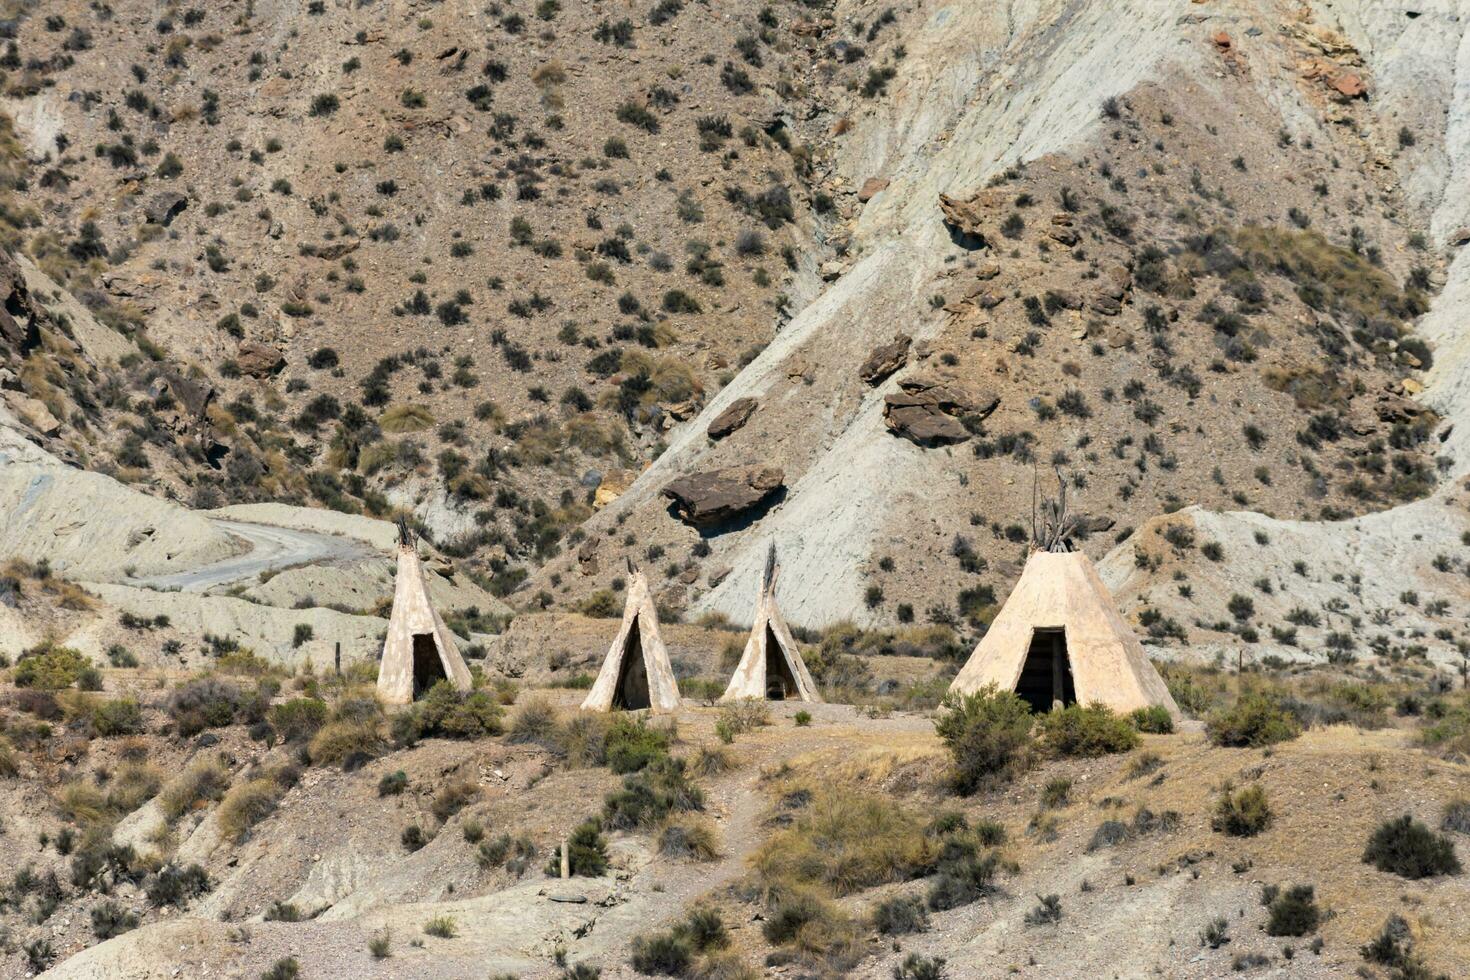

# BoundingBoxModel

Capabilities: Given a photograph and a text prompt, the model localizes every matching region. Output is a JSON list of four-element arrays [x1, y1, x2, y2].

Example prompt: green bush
[[392, 681, 503, 744], [603, 756, 703, 830], [873, 895, 929, 935], [559, 819, 609, 876], [1265, 884, 1320, 936], [270, 698, 328, 742], [629, 930, 692, 975], [166, 677, 266, 736], [1129, 705, 1175, 734], [934, 685, 1034, 794], [378, 770, 408, 796], [1362, 815, 1462, 879], [1206, 690, 1301, 747], [1037, 703, 1139, 757], [1212, 785, 1273, 837], [13, 645, 90, 689], [90, 698, 145, 737], [604, 716, 671, 773], [145, 863, 210, 907]]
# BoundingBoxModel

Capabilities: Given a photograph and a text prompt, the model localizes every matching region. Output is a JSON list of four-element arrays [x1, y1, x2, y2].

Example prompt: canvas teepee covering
[[377, 520, 473, 705], [948, 550, 1180, 718], [720, 545, 821, 703], [581, 565, 681, 713]]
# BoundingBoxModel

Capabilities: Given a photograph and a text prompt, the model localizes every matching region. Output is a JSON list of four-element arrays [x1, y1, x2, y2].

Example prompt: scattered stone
[[593, 470, 634, 509], [820, 260, 848, 281], [708, 565, 732, 587], [1330, 72, 1367, 100], [857, 177, 889, 202], [662, 466, 785, 528], [883, 373, 997, 446], [143, 191, 188, 227], [707, 397, 758, 439], [5, 392, 61, 436], [859, 334, 912, 385], [975, 261, 1001, 280], [235, 341, 285, 378]]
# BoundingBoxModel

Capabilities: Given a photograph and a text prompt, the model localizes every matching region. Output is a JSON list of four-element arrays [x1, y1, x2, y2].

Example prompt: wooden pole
[[334, 642, 341, 676], [560, 838, 570, 879]]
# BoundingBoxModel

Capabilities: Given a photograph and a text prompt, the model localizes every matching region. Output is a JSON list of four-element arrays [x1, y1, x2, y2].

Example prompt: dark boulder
[[707, 397, 758, 440], [859, 334, 912, 385], [663, 466, 784, 528]]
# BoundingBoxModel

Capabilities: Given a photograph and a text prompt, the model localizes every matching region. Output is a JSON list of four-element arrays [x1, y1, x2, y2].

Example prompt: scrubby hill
[[3, 0, 1464, 669]]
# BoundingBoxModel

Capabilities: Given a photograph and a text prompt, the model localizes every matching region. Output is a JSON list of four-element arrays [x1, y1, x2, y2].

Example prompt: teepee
[[720, 544, 821, 703], [581, 563, 682, 713], [377, 519, 473, 705], [949, 473, 1179, 718]]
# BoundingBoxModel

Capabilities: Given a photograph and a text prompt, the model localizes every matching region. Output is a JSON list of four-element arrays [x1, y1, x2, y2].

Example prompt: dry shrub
[[107, 763, 162, 814], [752, 786, 934, 897], [309, 718, 386, 767], [159, 756, 231, 821], [657, 815, 721, 861], [217, 778, 282, 842]]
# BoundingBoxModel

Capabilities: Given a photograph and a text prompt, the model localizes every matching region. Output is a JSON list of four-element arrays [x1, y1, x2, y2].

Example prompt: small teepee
[[377, 519, 473, 705], [581, 563, 682, 713], [720, 544, 821, 703], [948, 473, 1179, 718]]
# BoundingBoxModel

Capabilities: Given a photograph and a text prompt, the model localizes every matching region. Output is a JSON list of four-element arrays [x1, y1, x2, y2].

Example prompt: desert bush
[[146, 863, 211, 907], [1442, 797, 1470, 835], [1037, 703, 1139, 756], [159, 756, 231, 820], [934, 685, 1034, 793], [270, 697, 328, 742], [1265, 884, 1320, 936], [167, 677, 265, 735], [424, 914, 456, 938], [752, 788, 934, 896], [431, 780, 479, 822], [378, 770, 408, 796], [90, 899, 139, 939], [556, 713, 610, 767], [927, 837, 1001, 911], [630, 930, 692, 975], [555, 818, 608, 877], [603, 715, 672, 773], [392, 681, 503, 744], [1206, 690, 1302, 747], [657, 814, 719, 861], [873, 895, 929, 935], [1362, 815, 1462, 878], [508, 696, 558, 744], [217, 778, 282, 842], [14, 645, 90, 689], [309, 717, 387, 767], [107, 762, 162, 813], [401, 824, 430, 852], [1129, 705, 1174, 734], [603, 756, 703, 829], [1212, 784, 1273, 837], [90, 697, 145, 737]]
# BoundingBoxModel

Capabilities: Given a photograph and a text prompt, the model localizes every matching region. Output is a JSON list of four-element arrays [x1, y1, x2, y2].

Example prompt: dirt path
[[128, 519, 374, 593]]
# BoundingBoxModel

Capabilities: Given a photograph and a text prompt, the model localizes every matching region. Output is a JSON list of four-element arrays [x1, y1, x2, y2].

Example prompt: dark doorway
[[763, 625, 799, 700], [411, 633, 446, 699], [612, 616, 651, 710], [1015, 628, 1075, 713]]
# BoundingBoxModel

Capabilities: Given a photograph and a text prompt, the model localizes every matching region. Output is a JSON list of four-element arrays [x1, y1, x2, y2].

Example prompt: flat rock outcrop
[[858, 334, 911, 385], [706, 397, 758, 439], [883, 374, 998, 446], [662, 466, 784, 528]]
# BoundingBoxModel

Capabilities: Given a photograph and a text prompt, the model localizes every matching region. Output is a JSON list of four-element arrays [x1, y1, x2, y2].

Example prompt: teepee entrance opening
[[1016, 628, 1075, 714], [612, 617, 651, 710], [763, 625, 799, 700], [411, 633, 447, 699]]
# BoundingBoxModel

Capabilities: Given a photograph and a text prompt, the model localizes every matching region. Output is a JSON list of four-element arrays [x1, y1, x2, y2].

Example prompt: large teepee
[[377, 520, 474, 705], [581, 563, 682, 713], [720, 544, 821, 703], [949, 473, 1179, 718]]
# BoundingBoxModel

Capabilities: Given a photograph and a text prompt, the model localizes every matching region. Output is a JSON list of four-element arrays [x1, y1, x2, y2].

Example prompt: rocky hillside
[[1, 1, 1468, 660]]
